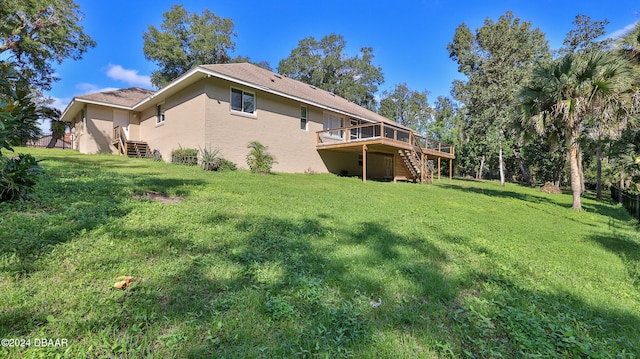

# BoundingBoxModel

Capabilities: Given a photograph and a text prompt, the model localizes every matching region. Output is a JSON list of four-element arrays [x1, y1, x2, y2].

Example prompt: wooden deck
[[316, 122, 455, 183]]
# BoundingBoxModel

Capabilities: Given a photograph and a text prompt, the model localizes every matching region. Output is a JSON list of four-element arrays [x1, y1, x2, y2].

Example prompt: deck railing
[[316, 122, 413, 147], [316, 121, 454, 157]]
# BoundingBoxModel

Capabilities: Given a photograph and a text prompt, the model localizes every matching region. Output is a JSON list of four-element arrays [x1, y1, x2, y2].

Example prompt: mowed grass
[[1, 148, 639, 358]]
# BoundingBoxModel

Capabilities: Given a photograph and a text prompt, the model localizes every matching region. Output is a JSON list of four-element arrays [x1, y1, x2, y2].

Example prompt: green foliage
[[246, 140, 276, 174], [616, 21, 640, 63], [170, 147, 198, 166], [0, 153, 41, 201], [0, 62, 41, 153], [429, 96, 461, 146], [199, 146, 236, 171], [143, 5, 237, 88], [277, 33, 384, 110], [216, 158, 237, 172], [560, 15, 611, 56], [378, 83, 431, 134], [199, 146, 220, 164], [1, 148, 639, 358], [0, 0, 95, 91], [519, 51, 633, 209], [447, 11, 550, 184]]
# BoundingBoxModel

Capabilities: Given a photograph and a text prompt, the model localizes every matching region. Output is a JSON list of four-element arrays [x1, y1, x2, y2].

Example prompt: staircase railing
[[113, 125, 127, 156], [409, 132, 430, 183]]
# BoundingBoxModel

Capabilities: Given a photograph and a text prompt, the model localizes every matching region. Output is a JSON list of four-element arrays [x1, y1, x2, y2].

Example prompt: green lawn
[[1, 148, 639, 358]]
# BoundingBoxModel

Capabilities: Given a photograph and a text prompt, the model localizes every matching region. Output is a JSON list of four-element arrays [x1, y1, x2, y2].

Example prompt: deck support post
[[362, 145, 368, 183], [393, 153, 397, 183], [449, 159, 453, 180], [438, 157, 441, 181]]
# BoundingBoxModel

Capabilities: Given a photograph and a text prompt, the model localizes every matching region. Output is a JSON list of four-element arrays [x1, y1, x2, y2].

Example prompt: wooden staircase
[[125, 141, 151, 158], [393, 133, 434, 184], [112, 126, 151, 158]]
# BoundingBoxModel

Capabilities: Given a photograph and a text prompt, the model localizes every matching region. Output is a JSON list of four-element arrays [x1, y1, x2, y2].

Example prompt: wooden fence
[[610, 186, 640, 222]]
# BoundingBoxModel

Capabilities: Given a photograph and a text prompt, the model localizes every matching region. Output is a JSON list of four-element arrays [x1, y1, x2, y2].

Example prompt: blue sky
[[47, 0, 639, 112]]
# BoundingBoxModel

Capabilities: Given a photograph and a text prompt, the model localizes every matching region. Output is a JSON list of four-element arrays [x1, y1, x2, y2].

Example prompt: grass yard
[[1, 148, 639, 358]]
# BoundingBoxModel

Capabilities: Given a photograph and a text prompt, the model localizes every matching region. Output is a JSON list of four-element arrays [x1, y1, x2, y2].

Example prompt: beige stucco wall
[[70, 104, 118, 154], [85, 105, 118, 154], [67, 76, 387, 177], [138, 82, 207, 161], [201, 77, 359, 173], [70, 110, 84, 151], [128, 112, 141, 141]]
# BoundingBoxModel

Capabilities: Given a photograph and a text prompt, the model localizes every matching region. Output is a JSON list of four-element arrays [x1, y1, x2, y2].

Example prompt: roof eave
[[60, 98, 134, 122], [192, 66, 379, 125]]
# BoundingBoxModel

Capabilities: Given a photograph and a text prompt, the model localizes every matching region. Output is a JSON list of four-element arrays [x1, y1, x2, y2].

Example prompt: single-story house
[[60, 62, 454, 182]]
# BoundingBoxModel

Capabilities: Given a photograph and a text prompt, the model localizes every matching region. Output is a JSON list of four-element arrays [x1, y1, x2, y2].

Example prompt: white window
[[231, 88, 255, 114], [156, 103, 165, 125], [300, 106, 308, 130], [323, 113, 344, 139]]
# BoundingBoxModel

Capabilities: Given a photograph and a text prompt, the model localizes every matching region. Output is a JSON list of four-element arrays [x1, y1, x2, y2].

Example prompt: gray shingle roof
[[76, 87, 154, 107]]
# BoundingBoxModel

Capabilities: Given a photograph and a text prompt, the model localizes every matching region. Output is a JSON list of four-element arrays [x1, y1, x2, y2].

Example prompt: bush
[[216, 158, 237, 171], [199, 146, 236, 171], [246, 141, 277, 174], [171, 147, 198, 165], [0, 153, 42, 201]]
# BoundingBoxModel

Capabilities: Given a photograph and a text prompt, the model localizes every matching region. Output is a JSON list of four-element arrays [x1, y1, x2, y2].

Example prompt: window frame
[[230, 87, 256, 115], [323, 112, 344, 139], [300, 106, 308, 131], [156, 103, 165, 125]]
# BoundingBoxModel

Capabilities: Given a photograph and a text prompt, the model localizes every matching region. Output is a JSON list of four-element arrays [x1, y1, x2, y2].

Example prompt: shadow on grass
[[448, 269, 640, 357], [439, 181, 632, 222], [78, 214, 453, 357], [71, 213, 640, 357], [2, 157, 638, 356], [0, 165, 206, 341], [0, 174, 130, 276], [591, 232, 640, 290]]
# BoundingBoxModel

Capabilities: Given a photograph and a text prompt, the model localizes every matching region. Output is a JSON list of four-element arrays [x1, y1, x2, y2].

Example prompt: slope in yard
[[1, 148, 639, 358]]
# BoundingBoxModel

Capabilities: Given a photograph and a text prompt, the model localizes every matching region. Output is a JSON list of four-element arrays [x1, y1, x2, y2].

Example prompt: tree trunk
[[569, 141, 582, 210], [513, 147, 532, 186], [499, 145, 505, 186], [576, 146, 585, 195], [477, 155, 486, 180], [46, 130, 61, 148], [595, 144, 602, 200]]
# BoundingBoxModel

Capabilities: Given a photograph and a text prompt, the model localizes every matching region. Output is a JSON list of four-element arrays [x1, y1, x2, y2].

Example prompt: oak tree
[[143, 5, 237, 88], [447, 11, 549, 185], [379, 83, 431, 134], [0, 0, 95, 91], [278, 34, 384, 110]]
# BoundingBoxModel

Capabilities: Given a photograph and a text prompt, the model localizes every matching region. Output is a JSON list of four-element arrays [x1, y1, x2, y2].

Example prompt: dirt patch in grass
[[134, 190, 183, 204]]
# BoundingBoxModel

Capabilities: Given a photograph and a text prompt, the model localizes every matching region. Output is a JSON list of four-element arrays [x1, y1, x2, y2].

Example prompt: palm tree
[[39, 107, 64, 148], [520, 51, 631, 210], [246, 141, 277, 174], [616, 22, 640, 62]]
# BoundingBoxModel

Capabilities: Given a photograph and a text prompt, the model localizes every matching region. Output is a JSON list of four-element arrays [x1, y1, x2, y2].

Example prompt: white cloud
[[106, 63, 152, 88], [607, 21, 639, 40], [76, 82, 119, 94], [50, 96, 72, 112]]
